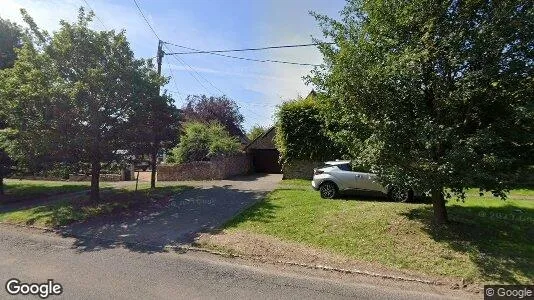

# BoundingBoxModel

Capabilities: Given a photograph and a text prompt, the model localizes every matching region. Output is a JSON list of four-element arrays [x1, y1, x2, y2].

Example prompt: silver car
[[311, 160, 414, 202]]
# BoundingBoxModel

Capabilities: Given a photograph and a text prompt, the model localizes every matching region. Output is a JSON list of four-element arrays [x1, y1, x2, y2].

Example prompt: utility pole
[[150, 40, 164, 189], [156, 40, 163, 77]]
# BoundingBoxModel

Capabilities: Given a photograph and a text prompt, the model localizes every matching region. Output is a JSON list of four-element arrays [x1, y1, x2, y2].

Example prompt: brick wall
[[158, 154, 252, 181], [282, 159, 323, 180]]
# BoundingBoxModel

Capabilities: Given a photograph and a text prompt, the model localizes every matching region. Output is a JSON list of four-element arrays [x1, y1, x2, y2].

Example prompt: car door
[[354, 172, 386, 193], [329, 164, 358, 190]]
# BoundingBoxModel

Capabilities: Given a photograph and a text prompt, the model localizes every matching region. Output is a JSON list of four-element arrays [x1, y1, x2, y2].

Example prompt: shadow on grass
[[331, 191, 432, 204], [1, 182, 90, 204], [402, 204, 534, 283]]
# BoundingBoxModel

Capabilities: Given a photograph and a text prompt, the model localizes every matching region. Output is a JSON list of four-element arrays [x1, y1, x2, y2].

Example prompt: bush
[[167, 122, 240, 164], [275, 95, 345, 163]]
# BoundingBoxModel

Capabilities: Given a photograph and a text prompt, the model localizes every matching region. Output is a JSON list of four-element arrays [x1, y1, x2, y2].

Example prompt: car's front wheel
[[319, 182, 338, 199], [388, 186, 413, 202]]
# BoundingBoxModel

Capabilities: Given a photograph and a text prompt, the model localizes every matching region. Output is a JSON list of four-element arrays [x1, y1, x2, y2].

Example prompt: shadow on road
[[223, 173, 281, 182], [59, 185, 267, 254]]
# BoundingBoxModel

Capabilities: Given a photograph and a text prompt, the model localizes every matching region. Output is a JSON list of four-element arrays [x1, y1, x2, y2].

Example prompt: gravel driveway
[[61, 174, 282, 249]]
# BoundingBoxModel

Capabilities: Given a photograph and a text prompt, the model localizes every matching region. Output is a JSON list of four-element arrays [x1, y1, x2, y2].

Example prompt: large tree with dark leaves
[[182, 95, 246, 141], [309, 0, 534, 224]]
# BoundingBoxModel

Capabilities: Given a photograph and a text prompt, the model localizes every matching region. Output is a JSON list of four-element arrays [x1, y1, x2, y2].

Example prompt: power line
[[164, 42, 323, 66], [131, 0, 215, 94], [165, 48, 216, 94], [81, 0, 107, 30], [164, 61, 185, 104], [130, 0, 273, 122], [132, 0, 161, 40], [163, 42, 335, 54]]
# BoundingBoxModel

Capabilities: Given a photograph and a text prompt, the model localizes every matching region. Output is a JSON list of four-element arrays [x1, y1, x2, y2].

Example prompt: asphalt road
[[0, 225, 468, 300]]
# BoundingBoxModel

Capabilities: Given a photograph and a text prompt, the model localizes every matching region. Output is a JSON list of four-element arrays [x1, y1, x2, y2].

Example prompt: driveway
[[61, 174, 282, 249]]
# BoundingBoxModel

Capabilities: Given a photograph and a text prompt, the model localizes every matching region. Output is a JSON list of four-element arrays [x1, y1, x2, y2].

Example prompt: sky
[[1, 0, 345, 131]]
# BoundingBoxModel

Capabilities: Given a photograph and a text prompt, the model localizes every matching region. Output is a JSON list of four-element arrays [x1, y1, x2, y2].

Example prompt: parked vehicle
[[311, 160, 414, 202]]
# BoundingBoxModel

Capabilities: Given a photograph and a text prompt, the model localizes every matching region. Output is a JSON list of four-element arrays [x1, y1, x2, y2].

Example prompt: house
[[244, 127, 282, 174]]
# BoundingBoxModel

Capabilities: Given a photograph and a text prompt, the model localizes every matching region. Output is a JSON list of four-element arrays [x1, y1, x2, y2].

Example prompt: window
[[337, 164, 352, 171]]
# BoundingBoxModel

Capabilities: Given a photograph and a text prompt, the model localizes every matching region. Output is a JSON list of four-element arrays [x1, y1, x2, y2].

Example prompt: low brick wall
[[158, 154, 252, 181], [282, 159, 323, 180]]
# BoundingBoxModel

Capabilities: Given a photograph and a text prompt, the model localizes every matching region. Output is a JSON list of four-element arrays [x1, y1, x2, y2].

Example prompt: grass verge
[[2, 179, 93, 203], [217, 180, 533, 284], [0, 184, 189, 227]]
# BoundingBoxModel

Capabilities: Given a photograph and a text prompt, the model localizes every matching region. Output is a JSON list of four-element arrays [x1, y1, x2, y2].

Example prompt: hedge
[[275, 96, 345, 163]]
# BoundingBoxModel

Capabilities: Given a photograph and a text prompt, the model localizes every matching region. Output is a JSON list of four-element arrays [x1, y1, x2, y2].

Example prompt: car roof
[[324, 160, 351, 165]]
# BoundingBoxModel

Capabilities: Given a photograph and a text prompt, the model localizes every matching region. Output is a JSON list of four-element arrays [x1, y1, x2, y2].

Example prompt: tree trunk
[[90, 159, 101, 202], [150, 147, 157, 189], [431, 188, 448, 225], [0, 175, 4, 196]]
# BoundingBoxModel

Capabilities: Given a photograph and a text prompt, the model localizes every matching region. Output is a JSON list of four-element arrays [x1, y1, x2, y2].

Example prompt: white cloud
[[1, 0, 342, 129]]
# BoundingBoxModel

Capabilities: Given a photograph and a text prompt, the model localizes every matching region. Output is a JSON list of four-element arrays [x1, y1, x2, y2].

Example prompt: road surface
[[62, 174, 283, 248], [0, 225, 470, 300]]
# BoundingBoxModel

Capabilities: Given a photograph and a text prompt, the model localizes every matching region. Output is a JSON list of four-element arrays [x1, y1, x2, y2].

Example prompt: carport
[[245, 127, 282, 174]]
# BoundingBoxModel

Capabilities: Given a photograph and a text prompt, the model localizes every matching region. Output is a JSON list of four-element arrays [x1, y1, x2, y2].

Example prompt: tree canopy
[[0, 17, 22, 70], [127, 60, 181, 188], [0, 8, 173, 201], [309, 0, 534, 224], [182, 95, 246, 141]]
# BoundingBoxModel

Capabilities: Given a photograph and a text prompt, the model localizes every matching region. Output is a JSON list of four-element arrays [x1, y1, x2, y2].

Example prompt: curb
[[163, 244, 441, 285], [1, 222, 440, 286]]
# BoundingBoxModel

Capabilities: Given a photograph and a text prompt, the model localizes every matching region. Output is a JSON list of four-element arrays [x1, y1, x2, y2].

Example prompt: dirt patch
[[196, 231, 480, 293]]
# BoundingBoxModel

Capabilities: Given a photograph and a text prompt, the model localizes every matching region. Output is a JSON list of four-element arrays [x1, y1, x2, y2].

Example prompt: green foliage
[[168, 122, 240, 164], [182, 94, 246, 139], [0, 8, 171, 200], [247, 125, 266, 141], [275, 96, 345, 163], [0, 17, 22, 70], [308, 1, 534, 201]]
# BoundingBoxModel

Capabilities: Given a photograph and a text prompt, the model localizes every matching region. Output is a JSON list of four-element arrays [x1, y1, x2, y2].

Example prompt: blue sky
[[2, 0, 345, 131]]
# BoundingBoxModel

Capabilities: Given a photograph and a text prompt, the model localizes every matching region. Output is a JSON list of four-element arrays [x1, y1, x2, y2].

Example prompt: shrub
[[275, 95, 345, 163], [167, 121, 240, 164]]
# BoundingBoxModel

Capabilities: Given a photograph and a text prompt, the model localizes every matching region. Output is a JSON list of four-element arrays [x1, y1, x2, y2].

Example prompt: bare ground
[[196, 231, 482, 294]]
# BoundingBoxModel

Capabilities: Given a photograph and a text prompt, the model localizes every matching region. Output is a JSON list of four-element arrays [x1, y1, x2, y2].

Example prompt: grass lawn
[[2, 179, 93, 203], [222, 179, 534, 284], [0, 183, 189, 227]]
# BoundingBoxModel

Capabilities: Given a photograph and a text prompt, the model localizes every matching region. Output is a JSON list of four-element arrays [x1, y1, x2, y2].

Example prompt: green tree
[[309, 0, 534, 224], [182, 95, 247, 141], [0, 8, 142, 201], [0, 17, 22, 70], [168, 121, 240, 164], [247, 125, 266, 141], [128, 60, 181, 188]]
